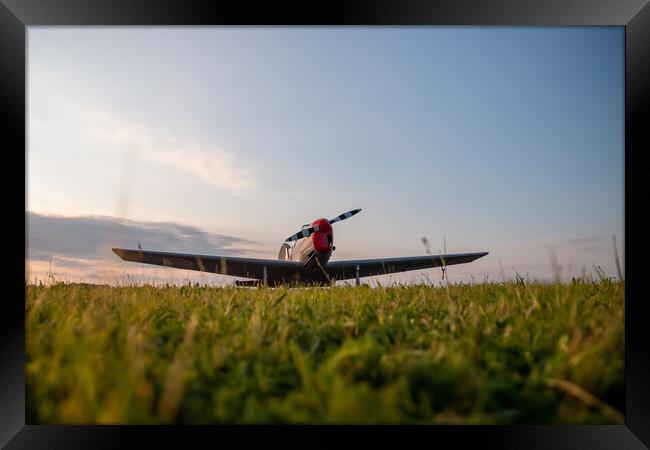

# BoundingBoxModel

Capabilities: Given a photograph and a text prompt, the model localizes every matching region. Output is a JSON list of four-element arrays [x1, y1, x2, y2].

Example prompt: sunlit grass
[[26, 280, 624, 424]]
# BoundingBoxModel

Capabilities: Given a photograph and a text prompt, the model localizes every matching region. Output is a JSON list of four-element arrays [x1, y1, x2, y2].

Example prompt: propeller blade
[[329, 208, 362, 224], [285, 224, 320, 242]]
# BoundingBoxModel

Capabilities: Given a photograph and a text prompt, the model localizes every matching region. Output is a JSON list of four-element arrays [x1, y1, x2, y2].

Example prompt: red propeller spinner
[[310, 218, 333, 253]]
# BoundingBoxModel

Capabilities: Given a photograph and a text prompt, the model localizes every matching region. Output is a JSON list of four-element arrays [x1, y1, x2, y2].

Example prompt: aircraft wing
[[112, 248, 302, 281], [325, 252, 488, 280]]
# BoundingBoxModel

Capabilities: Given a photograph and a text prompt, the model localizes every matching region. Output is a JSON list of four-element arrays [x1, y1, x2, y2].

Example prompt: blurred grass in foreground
[[26, 280, 624, 424]]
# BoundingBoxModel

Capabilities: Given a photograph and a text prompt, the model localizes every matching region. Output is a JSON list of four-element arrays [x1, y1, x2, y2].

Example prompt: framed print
[[2, 0, 649, 448]]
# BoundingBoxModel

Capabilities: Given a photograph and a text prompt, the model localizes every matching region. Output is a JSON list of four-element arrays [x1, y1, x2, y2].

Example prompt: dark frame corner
[[3, 0, 649, 448]]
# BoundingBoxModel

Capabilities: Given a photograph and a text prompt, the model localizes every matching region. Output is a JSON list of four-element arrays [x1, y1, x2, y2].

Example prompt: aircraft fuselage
[[288, 218, 333, 282]]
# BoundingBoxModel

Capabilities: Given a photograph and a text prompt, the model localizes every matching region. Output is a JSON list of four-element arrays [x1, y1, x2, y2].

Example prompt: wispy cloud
[[81, 107, 256, 191], [33, 92, 256, 192], [535, 234, 620, 257], [147, 144, 254, 191], [449, 234, 625, 283]]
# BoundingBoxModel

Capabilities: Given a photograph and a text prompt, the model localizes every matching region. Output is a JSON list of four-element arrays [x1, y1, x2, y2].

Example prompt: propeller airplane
[[112, 209, 488, 286]]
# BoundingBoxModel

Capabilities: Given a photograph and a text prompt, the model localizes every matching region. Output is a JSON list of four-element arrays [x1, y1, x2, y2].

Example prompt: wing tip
[[112, 247, 128, 259]]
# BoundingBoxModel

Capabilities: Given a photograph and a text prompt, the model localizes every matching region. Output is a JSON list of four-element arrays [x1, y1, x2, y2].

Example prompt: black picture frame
[[3, 0, 648, 448]]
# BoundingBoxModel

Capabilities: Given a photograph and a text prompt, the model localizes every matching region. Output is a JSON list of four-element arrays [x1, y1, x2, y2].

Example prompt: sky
[[26, 26, 625, 285]]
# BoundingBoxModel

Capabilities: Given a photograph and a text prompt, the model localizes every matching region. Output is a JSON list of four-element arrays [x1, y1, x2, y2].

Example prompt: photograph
[[25, 26, 625, 425]]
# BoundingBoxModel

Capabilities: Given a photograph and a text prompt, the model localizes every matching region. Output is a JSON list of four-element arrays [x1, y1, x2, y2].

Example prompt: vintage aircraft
[[112, 208, 488, 286]]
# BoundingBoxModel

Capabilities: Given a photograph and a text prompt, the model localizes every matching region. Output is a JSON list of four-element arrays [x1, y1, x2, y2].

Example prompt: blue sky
[[27, 27, 624, 284]]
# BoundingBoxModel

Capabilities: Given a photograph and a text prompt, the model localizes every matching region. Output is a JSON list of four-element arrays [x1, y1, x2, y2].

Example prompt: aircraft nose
[[312, 230, 333, 254]]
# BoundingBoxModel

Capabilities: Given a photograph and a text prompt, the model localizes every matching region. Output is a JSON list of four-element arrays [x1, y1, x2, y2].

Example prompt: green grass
[[26, 280, 624, 424]]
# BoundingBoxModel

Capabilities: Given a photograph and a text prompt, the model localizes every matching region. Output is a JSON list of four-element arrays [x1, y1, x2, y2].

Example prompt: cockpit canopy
[[278, 243, 292, 260]]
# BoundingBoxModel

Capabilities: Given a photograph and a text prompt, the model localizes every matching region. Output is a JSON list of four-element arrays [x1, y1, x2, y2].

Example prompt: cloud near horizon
[[26, 211, 264, 284]]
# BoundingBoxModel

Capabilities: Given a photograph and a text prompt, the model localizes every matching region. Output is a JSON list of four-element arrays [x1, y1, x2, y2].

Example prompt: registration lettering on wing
[[163, 257, 195, 269]]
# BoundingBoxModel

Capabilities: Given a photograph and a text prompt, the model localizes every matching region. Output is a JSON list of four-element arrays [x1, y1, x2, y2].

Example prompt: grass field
[[26, 280, 624, 424]]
